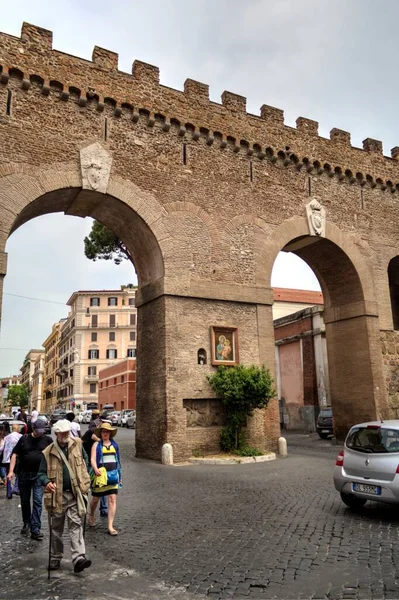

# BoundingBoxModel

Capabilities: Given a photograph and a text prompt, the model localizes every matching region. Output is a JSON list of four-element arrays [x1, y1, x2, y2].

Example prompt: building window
[[127, 348, 136, 358], [106, 349, 118, 359], [88, 349, 99, 359], [100, 381, 103, 389], [91, 314, 98, 328], [69, 369, 73, 378], [90, 297, 100, 307], [108, 297, 118, 306], [88, 366, 97, 376], [109, 314, 116, 328], [129, 298, 135, 306], [130, 331, 136, 342], [90, 383, 96, 394], [121, 375, 125, 384], [130, 314, 136, 326], [109, 331, 115, 342], [91, 332, 97, 342], [114, 377, 117, 385]]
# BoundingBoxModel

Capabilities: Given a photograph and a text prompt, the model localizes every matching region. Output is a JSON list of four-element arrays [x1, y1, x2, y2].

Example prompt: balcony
[[86, 323, 131, 329], [85, 375, 98, 383]]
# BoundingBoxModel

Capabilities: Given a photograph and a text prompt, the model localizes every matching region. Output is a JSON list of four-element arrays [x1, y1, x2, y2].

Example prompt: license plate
[[352, 483, 381, 495], [321, 429, 330, 433]]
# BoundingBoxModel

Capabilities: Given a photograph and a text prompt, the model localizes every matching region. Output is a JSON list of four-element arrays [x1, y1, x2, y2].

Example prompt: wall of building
[[98, 359, 136, 411]]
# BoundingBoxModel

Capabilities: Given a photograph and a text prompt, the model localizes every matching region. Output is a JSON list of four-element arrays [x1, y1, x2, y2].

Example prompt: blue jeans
[[18, 472, 44, 533], [100, 496, 107, 514]]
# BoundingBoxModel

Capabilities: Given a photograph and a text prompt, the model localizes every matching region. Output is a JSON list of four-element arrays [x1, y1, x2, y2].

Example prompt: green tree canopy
[[84, 221, 133, 266], [7, 384, 28, 408], [207, 365, 275, 452]]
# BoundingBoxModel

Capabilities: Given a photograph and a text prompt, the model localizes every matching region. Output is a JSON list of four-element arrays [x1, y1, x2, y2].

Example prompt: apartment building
[[42, 319, 66, 414], [31, 352, 45, 412], [98, 359, 136, 411], [57, 287, 137, 410], [20, 349, 44, 409]]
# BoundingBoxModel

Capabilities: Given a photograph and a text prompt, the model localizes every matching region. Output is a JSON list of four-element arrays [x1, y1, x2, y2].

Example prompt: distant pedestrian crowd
[[0, 408, 122, 575]]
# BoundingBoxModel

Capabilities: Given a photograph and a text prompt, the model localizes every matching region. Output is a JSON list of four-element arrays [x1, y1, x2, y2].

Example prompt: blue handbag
[[100, 444, 120, 486], [106, 469, 119, 485]]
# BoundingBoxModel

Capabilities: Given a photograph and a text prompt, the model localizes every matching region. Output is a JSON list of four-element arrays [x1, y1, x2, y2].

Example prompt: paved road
[[2, 428, 399, 600]]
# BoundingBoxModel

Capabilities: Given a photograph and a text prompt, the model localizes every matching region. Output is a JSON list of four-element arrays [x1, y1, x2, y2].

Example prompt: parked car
[[317, 407, 333, 439], [81, 410, 92, 424], [109, 411, 121, 426], [120, 409, 134, 427], [38, 413, 51, 434], [75, 412, 84, 423], [0, 418, 27, 434], [50, 409, 68, 426], [126, 411, 136, 429], [334, 420, 399, 508]]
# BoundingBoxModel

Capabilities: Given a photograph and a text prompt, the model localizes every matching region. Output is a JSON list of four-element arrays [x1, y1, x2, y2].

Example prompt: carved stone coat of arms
[[80, 142, 112, 194], [306, 198, 326, 237]]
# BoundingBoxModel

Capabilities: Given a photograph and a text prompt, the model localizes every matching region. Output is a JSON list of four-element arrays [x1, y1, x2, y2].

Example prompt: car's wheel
[[340, 493, 367, 508], [318, 432, 329, 439]]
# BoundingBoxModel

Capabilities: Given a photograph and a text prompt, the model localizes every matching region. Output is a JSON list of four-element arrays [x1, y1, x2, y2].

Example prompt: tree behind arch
[[84, 220, 133, 266]]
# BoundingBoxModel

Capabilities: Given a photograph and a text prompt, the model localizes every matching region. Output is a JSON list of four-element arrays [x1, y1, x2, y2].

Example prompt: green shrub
[[232, 445, 264, 457], [207, 365, 275, 452]]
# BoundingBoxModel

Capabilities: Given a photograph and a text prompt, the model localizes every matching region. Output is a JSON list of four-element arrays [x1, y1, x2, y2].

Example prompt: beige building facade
[[20, 349, 44, 411], [42, 320, 65, 414], [31, 352, 45, 412], [57, 287, 137, 410]]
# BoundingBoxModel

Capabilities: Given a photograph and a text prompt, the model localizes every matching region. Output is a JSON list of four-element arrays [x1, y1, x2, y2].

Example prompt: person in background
[[0, 425, 7, 484], [2, 423, 22, 498], [38, 419, 92, 573], [17, 408, 27, 423], [66, 412, 81, 438], [7, 419, 52, 539], [30, 406, 39, 425], [82, 410, 108, 517]]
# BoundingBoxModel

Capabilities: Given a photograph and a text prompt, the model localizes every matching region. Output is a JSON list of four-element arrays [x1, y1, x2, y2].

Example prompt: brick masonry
[[0, 22, 399, 458]]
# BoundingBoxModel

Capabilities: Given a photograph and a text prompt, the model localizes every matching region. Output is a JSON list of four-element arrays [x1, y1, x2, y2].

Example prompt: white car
[[109, 411, 121, 426], [126, 411, 136, 429], [75, 413, 84, 423], [121, 409, 134, 427], [81, 410, 92, 424]]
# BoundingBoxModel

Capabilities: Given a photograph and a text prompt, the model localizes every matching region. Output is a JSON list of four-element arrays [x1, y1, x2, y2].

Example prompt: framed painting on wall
[[210, 326, 239, 366]]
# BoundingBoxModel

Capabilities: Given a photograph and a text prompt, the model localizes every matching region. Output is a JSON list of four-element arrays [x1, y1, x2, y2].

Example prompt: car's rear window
[[319, 409, 332, 418], [346, 427, 399, 453]]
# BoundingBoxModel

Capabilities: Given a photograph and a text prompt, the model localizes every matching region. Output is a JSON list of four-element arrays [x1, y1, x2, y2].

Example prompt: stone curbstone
[[188, 453, 276, 465]]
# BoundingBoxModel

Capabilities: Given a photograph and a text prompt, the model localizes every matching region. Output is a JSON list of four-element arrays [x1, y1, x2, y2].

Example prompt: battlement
[[1, 22, 399, 191]]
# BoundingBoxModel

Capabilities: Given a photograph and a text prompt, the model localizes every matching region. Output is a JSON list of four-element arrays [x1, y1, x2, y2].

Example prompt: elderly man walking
[[38, 419, 92, 573]]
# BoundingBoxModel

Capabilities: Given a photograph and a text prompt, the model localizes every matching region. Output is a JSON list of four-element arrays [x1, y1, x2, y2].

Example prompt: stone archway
[[0, 167, 175, 460], [260, 218, 387, 438]]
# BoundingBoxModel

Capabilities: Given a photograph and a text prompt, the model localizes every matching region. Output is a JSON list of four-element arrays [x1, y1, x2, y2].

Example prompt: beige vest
[[42, 437, 90, 514]]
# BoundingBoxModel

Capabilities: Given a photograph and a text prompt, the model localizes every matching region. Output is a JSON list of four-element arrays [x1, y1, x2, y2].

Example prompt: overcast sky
[[2, 0, 398, 375]]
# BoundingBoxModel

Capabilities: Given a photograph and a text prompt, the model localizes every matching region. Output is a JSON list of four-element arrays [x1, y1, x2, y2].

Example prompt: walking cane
[[47, 478, 56, 580]]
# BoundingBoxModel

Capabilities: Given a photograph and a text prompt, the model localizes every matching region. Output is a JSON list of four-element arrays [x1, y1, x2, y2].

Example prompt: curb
[[188, 453, 277, 465]]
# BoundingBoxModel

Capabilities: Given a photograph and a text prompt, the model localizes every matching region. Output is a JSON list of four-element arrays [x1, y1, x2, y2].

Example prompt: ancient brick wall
[[0, 22, 398, 457]]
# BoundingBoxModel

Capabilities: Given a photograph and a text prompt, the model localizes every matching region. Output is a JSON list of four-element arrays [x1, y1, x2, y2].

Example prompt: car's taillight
[[336, 450, 344, 466], [396, 464, 399, 474]]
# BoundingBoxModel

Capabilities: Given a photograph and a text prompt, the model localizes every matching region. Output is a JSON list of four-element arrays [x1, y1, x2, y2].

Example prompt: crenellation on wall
[[132, 59, 160, 86], [1, 22, 399, 195], [296, 117, 319, 136], [21, 22, 52, 50], [221, 90, 246, 112], [184, 78, 209, 101], [260, 103, 284, 124], [92, 46, 119, 71], [330, 128, 351, 145], [363, 138, 383, 155]]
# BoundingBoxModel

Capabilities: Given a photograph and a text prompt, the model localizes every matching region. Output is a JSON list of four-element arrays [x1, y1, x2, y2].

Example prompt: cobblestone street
[[2, 430, 399, 600]]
